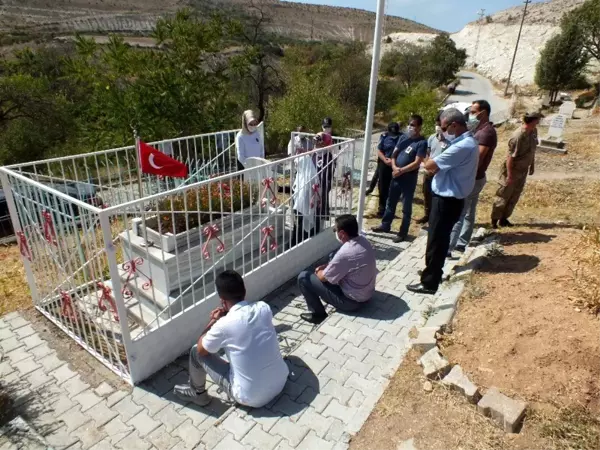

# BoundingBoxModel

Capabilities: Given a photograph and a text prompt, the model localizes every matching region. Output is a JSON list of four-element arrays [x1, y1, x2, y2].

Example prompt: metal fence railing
[[0, 128, 358, 383]]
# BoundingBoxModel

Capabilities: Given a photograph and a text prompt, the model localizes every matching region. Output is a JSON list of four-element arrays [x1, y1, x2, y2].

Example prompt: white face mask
[[247, 125, 257, 133], [407, 126, 417, 137], [335, 231, 343, 244], [443, 131, 456, 141]]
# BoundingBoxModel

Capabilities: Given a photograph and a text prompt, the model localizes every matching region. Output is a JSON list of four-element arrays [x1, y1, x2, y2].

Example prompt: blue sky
[[288, 0, 546, 33]]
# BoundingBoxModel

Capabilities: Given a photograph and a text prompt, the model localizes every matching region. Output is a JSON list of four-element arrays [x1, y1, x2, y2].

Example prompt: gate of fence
[[0, 128, 360, 383]]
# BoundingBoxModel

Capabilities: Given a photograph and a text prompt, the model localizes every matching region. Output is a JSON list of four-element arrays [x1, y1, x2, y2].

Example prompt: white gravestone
[[558, 101, 576, 118], [546, 114, 566, 140]]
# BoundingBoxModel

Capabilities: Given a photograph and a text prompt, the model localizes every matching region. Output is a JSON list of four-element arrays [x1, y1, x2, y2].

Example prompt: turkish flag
[[139, 141, 188, 178]]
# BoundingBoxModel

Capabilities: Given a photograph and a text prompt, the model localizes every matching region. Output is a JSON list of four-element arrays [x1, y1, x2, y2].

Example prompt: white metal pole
[[134, 132, 144, 200], [356, 0, 386, 230]]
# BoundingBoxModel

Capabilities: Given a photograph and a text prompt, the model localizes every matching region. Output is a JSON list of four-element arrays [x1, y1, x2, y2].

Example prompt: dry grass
[[537, 405, 600, 450], [570, 226, 600, 314], [0, 244, 32, 316]]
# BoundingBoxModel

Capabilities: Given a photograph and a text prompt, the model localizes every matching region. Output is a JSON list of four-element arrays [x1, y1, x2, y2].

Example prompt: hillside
[[0, 0, 439, 43], [450, 0, 588, 85]]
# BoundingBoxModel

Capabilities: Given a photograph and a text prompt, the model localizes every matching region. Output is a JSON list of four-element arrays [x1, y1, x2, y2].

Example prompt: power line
[[472, 9, 485, 66], [504, 0, 531, 96]]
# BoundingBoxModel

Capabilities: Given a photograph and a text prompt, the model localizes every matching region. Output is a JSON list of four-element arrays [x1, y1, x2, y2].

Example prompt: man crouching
[[174, 270, 289, 408]]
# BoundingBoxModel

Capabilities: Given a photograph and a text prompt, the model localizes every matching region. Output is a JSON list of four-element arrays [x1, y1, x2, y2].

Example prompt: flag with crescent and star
[[138, 141, 188, 178]]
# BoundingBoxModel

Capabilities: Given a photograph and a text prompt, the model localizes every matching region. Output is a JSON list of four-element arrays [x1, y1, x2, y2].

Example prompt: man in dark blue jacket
[[373, 122, 402, 217], [372, 115, 427, 243]]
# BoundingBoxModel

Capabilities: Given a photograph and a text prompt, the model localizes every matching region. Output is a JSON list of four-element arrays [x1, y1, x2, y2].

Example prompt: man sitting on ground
[[297, 214, 377, 324], [174, 270, 289, 408]]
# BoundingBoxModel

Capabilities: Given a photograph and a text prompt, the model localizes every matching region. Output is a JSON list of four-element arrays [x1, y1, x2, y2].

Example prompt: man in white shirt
[[174, 270, 289, 408]]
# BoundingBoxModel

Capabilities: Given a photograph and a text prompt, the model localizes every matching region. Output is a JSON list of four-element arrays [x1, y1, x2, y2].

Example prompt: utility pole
[[472, 9, 485, 66], [504, 0, 531, 96]]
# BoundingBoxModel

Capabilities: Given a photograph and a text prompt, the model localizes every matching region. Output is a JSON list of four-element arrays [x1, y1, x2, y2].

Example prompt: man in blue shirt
[[372, 115, 427, 243], [371, 122, 402, 216], [407, 108, 479, 294]]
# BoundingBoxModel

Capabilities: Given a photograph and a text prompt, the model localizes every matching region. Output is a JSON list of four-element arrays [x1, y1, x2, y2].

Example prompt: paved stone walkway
[[0, 233, 463, 450]]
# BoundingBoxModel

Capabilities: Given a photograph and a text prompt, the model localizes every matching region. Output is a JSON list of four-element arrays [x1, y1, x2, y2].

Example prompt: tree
[[380, 45, 427, 88], [561, 0, 600, 63], [423, 34, 467, 86], [392, 85, 440, 137], [535, 26, 590, 102]]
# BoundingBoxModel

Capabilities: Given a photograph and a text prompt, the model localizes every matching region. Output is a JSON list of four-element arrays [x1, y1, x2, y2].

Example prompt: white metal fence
[[0, 129, 359, 383]]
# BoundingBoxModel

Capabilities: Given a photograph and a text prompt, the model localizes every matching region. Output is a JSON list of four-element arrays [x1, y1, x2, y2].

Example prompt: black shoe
[[417, 269, 423, 276], [491, 220, 498, 229], [454, 245, 466, 253], [300, 313, 327, 324], [365, 189, 373, 196], [499, 218, 514, 227], [414, 216, 429, 225], [371, 225, 390, 233], [406, 283, 437, 295], [376, 211, 384, 218], [392, 234, 407, 243]]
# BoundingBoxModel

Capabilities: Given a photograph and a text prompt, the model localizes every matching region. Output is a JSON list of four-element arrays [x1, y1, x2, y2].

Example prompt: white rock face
[[451, 23, 561, 86]]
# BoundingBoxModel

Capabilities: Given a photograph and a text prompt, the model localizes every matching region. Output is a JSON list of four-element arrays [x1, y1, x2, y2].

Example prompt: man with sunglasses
[[407, 108, 479, 295]]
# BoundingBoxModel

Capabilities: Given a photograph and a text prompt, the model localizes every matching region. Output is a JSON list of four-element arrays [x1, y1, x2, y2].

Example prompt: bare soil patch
[[350, 349, 550, 450], [443, 228, 600, 412]]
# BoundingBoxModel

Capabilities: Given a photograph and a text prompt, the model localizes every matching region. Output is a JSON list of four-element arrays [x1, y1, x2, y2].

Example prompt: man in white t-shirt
[[174, 270, 289, 408]]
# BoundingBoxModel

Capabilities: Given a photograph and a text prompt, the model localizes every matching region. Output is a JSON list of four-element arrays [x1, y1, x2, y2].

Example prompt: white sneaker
[[173, 384, 211, 406]]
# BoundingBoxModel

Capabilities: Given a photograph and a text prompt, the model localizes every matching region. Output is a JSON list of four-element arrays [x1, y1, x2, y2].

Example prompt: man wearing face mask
[[415, 112, 448, 225], [407, 108, 479, 295], [449, 100, 497, 253], [322, 117, 333, 136], [174, 270, 288, 407], [372, 115, 427, 243], [371, 122, 403, 216], [297, 214, 377, 324]]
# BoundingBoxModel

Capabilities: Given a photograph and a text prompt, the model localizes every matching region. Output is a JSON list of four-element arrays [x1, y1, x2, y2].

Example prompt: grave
[[538, 114, 568, 154], [558, 101, 577, 118]]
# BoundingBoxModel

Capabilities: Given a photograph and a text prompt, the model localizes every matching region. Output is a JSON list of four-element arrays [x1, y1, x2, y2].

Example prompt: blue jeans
[[189, 345, 233, 399], [381, 175, 418, 237], [449, 176, 487, 250]]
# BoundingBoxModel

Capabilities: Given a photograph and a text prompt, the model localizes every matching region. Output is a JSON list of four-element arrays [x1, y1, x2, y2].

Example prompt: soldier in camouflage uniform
[[491, 112, 542, 228]]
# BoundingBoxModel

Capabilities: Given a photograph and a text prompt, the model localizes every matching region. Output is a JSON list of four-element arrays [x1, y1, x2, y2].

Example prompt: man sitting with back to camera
[[174, 270, 289, 408], [297, 214, 377, 324]]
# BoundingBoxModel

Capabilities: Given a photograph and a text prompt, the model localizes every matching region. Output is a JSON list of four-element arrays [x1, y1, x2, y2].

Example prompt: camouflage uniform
[[491, 128, 537, 221]]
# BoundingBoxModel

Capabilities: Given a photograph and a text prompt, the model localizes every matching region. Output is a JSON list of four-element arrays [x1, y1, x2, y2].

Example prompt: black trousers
[[421, 193, 464, 290], [422, 174, 433, 219], [377, 161, 393, 214], [367, 167, 379, 192]]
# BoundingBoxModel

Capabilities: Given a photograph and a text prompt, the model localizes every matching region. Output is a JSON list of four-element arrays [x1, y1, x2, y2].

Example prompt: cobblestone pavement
[[0, 233, 463, 450]]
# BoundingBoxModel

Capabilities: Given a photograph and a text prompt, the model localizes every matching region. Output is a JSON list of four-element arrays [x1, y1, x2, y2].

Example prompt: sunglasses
[[440, 122, 455, 132]]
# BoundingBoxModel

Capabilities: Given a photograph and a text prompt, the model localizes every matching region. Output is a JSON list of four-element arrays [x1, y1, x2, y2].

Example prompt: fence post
[[0, 170, 39, 304], [98, 210, 137, 383]]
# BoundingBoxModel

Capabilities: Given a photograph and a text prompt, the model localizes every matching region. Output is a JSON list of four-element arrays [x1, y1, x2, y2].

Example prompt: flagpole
[[134, 130, 144, 200]]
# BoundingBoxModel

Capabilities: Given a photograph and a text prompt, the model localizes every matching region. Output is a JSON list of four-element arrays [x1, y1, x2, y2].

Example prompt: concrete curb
[[409, 229, 527, 434]]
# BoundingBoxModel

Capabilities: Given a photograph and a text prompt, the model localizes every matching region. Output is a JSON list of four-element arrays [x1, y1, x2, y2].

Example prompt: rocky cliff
[[451, 0, 588, 86]]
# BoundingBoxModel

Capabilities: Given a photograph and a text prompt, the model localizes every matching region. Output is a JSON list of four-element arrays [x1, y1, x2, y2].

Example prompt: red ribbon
[[60, 290, 77, 321], [260, 226, 278, 254], [121, 257, 152, 299], [340, 171, 352, 195], [310, 184, 321, 208], [42, 210, 57, 246], [17, 231, 32, 261], [202, 224, 225, 259], [261, 177, 278, 207], [97, 282, 119, 322]]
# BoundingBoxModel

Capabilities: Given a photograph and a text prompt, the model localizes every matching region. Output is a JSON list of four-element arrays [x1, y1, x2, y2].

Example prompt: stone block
[[477, 387, 527, 433], [115, 431, 152, 450], [271, 417, 310, 447], [172, 419, 205, 449], [296, 389, 332, 414], [147, 425, 181, 450], [441, 365, 481, 403], [58, 405, 91, 432], [51, 363, 77, 385], [30, 343, 53, 359], [296, 431, 335, 450], [38, 352, 66, 373], [21, 333, 44, 350], [94, 382, 115, 397], [343, 358, 373, 378], [113, 396, 144, 422], [418, 348, 451, 380], [6, 315, 28, 330], [322, 380, 355, 405], [87, 400, 119, 428], [296, 407, 335, 438], [412, 327, 439, 354], [1, 336, 24, 353], [221, 412, 255, 440], [242, 423, 282, 450], [425, 306, 455, 331], [152, 404, 186, 433], [26, 368, 53, 390], [322, 399, 357, 422], [71, 422, 108, 450], [101, 417, 133, 445], [213, 435, 248, 450], [127, 410, 161, 438], [73, 390, 102, 412], [13, 357, 39, 376]]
